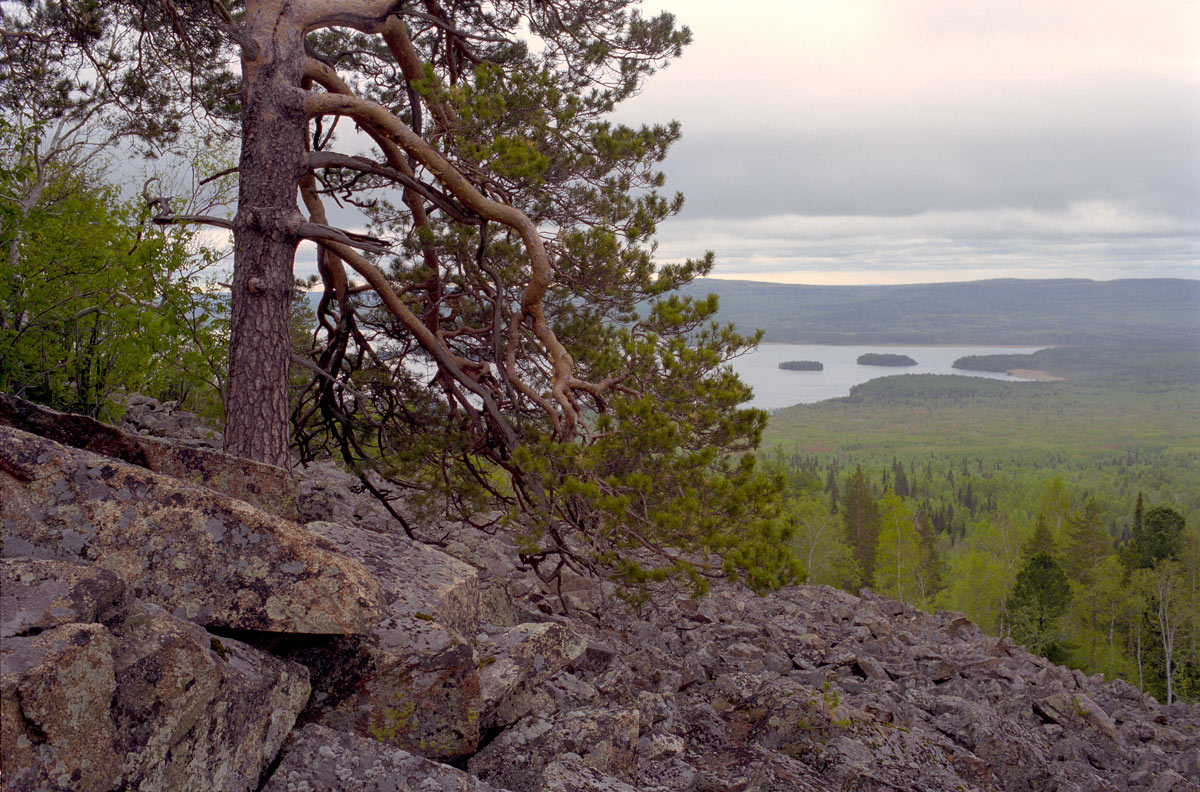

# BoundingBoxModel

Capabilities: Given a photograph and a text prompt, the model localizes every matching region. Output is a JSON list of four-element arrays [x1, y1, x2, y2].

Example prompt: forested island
[[857, 352, 917, 366], [779, 360, 824, 371]]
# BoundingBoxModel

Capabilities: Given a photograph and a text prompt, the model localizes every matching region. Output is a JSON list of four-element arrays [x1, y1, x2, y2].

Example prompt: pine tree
[[841, 465, 880, 588], [1023, 513, 1057, 560], [1067, 498, 1112, 585], [6, 0, 801, 593], [1066, 497, 1114, 668], [1008, 553, 1072, 656]]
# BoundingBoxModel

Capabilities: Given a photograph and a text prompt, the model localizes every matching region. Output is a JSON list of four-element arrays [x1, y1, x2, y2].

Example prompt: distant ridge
[[677, 277, 1200, 345]]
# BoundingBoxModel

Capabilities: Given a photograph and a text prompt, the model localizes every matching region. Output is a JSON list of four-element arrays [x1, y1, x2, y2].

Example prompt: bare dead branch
[[290, 353, 369, 400], [151, 213, 234, 230], [198, 165, 238, 186], [307, 151, 476, 223], [295, 221, 390, 254]]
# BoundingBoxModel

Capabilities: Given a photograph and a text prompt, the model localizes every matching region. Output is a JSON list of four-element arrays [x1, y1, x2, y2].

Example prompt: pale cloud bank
[[651, 202, 1198, 285], [617, 0, 1200, 284]]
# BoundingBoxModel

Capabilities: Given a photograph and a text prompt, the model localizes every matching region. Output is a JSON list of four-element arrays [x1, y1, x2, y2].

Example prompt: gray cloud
[[613, 0, 1200, 283], [662, 97, 1200, 221], [649, 204, 1199, 284]]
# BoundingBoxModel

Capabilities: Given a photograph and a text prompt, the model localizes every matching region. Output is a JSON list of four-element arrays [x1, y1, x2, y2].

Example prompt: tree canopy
[[1, 0, 798, 593]]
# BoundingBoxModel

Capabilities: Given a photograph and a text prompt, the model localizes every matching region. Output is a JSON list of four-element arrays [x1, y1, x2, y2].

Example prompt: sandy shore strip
[[1008, 368, 1067, 382]]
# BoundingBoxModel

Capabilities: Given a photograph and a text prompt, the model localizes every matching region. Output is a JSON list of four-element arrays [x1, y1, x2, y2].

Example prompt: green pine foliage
[[283, 3, 800, 596], [840, 465, 880, 588], [1007, 552, 1072, 657]]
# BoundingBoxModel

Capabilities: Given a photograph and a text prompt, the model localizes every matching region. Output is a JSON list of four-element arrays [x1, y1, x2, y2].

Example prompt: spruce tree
[[1023, 513, 1057, 560], [1140, 507, 1185, 569], [1008, 553, 1072, 657], [841, 465, 880, 588]]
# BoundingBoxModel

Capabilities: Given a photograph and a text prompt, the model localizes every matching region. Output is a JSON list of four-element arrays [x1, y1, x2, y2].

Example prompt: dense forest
[[763, 347, 1200, 704]]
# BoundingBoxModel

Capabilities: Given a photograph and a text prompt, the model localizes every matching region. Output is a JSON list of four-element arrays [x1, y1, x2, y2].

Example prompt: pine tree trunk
[[224, 0, 307, 467]]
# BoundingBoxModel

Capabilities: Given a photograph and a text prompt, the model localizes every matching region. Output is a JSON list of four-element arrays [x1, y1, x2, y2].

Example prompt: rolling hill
[[677, 277, 1200, 346]]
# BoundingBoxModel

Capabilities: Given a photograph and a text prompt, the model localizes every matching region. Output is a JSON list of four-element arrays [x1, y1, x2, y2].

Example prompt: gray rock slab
[[0, 426, 381, 634], [469, 708, 640, 792], [1, 557, 124, 638], [262, 723, 507, 792], [292, 521, 482, 760], [535, 755, 642, 792], [478, 621, 587, 729]]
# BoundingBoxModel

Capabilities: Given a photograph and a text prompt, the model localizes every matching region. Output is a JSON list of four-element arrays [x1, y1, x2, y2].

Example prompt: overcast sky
[[611, 0, 1200, 284]]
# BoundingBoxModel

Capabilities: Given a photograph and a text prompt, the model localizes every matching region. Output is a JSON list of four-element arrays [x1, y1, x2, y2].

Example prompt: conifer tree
[[1139, 507, 1185, 569], [1066, 497, 1114, 668], [841, 465, 880, 587], [1007, 552, 1072, 657], [1122, 492, 1146, 574], [2, 0, 799, 592], [1023, 513, 1057, 560]]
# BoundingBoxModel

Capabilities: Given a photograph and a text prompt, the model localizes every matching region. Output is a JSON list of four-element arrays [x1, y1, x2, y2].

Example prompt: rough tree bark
[[224, 0, 308, 466]]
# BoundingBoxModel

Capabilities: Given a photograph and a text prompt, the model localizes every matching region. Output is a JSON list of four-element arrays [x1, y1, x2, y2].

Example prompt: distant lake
[[730, 344, 1044, 410]]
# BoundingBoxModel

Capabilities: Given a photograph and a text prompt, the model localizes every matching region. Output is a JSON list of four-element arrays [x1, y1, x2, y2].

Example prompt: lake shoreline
[[757, 341, 1049, 349], [732, 343, 1049, 409]]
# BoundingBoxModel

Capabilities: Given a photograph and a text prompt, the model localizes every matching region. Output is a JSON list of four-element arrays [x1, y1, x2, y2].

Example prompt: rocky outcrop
[[117, 393, 222, 448], [293, 458, 400, 534], [2, 398, 1197, 792], [0, 393, 297, 520], [0, 426, 381, 634], [282, 520, 483, 761], [1, 558, 309, 792], [262, 724, 502, 792]]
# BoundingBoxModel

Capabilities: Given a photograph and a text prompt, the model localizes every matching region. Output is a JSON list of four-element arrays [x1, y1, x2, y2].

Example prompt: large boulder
[[0, 426, 381, 635], [0, 393, 297, 520], [107, 603, 310, 792], [1, 622, 121, 792], [284, 521, 482, 761], [1, 558, 310, 792], [477, 622, 588, 730], [262, 724, 506, 792], [468, 708, 640, 792]]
